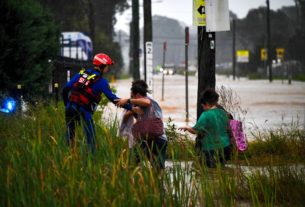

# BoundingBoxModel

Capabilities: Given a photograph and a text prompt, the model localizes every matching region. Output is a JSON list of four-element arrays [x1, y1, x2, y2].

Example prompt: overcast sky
[[115, 0, 295, 33]]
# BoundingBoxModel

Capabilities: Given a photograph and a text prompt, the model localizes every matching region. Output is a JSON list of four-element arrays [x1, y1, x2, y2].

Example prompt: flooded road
[[111, 74, 305, 139]]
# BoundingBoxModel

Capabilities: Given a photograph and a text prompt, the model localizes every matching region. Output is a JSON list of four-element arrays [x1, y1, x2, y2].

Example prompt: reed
[[0, 104, 304, 206]]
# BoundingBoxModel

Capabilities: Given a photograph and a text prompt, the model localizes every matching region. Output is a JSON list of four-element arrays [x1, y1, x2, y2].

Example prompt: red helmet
[[93, 53, 114, 66]]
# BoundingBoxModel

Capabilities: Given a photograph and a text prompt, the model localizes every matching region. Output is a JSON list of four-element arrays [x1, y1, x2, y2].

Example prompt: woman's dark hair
[[200, 88, 219, 105], [131, 80, 148, 96]]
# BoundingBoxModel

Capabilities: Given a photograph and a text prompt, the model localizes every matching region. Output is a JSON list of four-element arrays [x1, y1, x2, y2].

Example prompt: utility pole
[[266, 0, 272, 82], [129, 22, 133, 76], [232, 19, 236, 80], [185, 27, 189, 122], [161, 41, 166, 101], [132, 0, 140, 80], [197, 27, 216, 119], [143, 0, 153, 82]]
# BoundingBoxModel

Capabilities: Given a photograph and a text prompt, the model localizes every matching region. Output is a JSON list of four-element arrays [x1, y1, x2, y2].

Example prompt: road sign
[[237, 50, 249, 63], [276, 48, 284, 60], [205, 0, 230, 32], [261, 48, 267, 61], [193, 0, 206, 26], [145, 42, 153, 93]]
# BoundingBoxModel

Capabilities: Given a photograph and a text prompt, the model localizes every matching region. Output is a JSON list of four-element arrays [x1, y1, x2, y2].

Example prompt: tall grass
[[242, 121, 305, 165], [0, 103, 304, 206]]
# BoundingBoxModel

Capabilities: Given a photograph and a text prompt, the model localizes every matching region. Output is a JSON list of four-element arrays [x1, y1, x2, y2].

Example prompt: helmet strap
[[99, 64, 107, 73]]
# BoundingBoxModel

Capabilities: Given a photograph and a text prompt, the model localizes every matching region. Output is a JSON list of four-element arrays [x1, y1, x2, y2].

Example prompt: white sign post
[[67, 70, 70, 82], [145, 42, 153, 95]]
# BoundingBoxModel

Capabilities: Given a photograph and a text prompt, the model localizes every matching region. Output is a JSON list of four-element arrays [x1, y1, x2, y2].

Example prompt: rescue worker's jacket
[[68, 70, 101, 112], [63, 68, 132, 113]]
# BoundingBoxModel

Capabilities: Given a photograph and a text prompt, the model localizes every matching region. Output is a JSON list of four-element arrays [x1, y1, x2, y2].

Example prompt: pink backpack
[[229, 120, 248, 152]]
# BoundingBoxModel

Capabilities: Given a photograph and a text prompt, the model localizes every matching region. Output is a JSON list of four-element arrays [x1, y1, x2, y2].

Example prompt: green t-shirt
[[193, 108, 230, 151]]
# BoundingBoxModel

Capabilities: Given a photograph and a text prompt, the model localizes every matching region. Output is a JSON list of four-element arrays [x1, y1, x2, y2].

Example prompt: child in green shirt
[[179, 88, 232, 168]]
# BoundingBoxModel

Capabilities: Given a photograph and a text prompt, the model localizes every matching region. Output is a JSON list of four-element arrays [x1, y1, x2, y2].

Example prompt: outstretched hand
[[115, 98, 128, 107], [178, 126, 190, 132], [178, 126, 197, 134]]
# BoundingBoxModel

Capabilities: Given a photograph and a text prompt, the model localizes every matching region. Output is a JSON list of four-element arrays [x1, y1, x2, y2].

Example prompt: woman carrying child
[[116, 80, 167, 170]]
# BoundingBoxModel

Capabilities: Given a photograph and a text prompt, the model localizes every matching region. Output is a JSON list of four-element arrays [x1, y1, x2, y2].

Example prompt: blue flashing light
[[1, 97, 17, 114]]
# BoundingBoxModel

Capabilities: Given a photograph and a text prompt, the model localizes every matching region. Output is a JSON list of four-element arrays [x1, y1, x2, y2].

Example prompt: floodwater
[[109, 74, 305, 140], [106, 75, 304, 206]]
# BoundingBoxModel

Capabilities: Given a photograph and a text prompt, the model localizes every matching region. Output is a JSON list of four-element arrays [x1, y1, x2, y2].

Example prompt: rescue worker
[[62, 53, 132, 153]]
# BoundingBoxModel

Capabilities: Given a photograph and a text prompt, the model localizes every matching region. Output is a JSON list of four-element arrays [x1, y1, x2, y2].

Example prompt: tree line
[[235, 2, 305, 75], [0, 0, 129, 99]]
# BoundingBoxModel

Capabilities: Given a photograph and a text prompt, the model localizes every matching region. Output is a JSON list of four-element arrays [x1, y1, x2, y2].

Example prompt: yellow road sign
[[261, 48, 267, 61], [237, 50, 249, 63], [276, 48, 284, 60], [193, 0, 206, 26]]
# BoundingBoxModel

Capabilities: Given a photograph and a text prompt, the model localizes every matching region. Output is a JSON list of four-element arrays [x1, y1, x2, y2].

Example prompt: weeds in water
[[0, 104, 304, 206], [217, 85, 247, 121], [244, 122, 305, 165]]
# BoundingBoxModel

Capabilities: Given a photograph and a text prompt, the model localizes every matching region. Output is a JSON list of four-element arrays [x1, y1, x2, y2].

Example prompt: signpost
[[67, 70, 70, 82], [266, 0, 272, 82], [193, 0, 229, 119], [161, 41, 166, 101], [146, 42, 153, 94], [143, 0, 152, 82], [185, 27, 189, 122], [54, 83, 59, 108], [232, 19, 236, 80]]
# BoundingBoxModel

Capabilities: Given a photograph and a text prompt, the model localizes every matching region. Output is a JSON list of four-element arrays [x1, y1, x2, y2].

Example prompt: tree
[[0, 0, 59, 97], [236, 7, 296, 74], [94, 31, 123, 77], [152, 16, 184, 67], [287, 0, 305, 69], [92, 0, 129, 39], [131, 0, 140, 80], [39, 0, 129, 74], [38, 0, 89, 32], [91, 0, 129, 73]]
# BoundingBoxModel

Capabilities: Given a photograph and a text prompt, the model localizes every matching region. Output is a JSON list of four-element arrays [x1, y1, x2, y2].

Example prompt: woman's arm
[[122, 110, 134, 123], [131, 106, 144, 116], [122, 106, 144, 123], [178, 126, 197, 135], [116, 98, 151, 107]]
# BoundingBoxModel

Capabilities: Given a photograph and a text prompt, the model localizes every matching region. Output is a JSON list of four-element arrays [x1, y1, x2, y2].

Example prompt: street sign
[[261, 48, 267, 61], [205, 0, 230, 32], [193, 0, 206, 26], [145, 42, 153, 94], [276, 48, 285, 60], [237, 50, 249, 63]]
